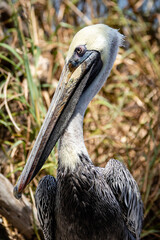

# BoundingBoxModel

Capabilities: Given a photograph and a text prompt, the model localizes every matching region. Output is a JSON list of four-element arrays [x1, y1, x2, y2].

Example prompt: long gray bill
[[13, 50, 102, 199]]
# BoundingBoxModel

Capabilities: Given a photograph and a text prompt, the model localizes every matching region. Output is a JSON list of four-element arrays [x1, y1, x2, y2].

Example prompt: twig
[[3, 73, 21, 132], [65, 0, 92, 25]]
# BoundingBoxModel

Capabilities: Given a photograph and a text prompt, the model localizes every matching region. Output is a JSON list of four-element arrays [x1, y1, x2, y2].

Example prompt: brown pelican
[[13, 24, 143, 240]]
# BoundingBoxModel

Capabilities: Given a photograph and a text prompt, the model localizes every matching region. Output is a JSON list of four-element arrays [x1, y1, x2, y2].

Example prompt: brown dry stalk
[[3, 73, 21, 132]]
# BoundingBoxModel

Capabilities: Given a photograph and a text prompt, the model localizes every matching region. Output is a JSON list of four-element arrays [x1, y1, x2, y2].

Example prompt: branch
[[0, 174, 40, 239]]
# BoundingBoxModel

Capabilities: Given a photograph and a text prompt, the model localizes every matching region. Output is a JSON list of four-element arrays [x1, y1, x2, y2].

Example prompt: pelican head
[[13, 24, 124, 199]]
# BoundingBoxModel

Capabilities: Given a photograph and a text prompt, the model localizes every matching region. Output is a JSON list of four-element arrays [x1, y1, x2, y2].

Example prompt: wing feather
[[103, 159, 143, 239], [35, 175, 57, 240]]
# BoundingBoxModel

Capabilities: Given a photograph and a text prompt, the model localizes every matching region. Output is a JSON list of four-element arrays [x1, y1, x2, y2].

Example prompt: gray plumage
[[35, 155, 143, 240]]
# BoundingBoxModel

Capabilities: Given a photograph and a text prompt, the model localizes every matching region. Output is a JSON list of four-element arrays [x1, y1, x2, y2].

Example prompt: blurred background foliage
[[0, 0, 160, 239]]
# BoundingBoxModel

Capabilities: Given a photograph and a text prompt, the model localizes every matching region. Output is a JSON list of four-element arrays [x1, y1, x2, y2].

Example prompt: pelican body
[[13, 24, 143, 240]]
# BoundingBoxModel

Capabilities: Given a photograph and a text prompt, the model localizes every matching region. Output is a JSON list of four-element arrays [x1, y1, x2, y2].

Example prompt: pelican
[[13, 24, 143, 240]]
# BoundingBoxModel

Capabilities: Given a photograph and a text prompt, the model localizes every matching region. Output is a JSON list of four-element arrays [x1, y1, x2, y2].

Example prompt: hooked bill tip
[[13, 185, 22, 200]]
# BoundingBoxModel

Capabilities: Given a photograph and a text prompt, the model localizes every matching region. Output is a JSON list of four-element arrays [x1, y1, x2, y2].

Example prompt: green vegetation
[[0, 0, 159, 239]]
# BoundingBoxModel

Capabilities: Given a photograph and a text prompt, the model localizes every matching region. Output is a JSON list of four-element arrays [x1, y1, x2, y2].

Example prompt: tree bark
[[0, 174, 39, 239]]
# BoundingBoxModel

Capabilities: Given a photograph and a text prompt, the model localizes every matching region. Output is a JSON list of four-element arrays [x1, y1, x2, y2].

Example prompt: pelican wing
[[103, 159, 143, 239], [35, 175, 57, 240]]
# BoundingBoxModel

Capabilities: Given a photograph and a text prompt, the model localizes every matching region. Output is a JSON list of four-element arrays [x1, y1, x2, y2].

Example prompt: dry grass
[[0, 0, 160, 239]]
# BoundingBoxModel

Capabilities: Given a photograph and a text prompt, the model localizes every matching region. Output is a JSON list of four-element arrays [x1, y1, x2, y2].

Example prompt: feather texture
[[35, 155, 143, 240], [35, 175, 57, 240]]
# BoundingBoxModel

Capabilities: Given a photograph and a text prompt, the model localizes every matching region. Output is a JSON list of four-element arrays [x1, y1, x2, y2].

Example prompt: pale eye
[[75, 45, 86, 57]]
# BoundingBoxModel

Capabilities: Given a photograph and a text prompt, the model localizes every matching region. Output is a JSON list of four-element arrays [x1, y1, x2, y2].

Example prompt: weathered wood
[[0, 174, 39, 239]]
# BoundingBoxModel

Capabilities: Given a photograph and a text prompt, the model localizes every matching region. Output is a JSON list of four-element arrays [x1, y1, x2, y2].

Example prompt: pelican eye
[[75, 45, 86, 57], [68, 45, 87, 72]]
